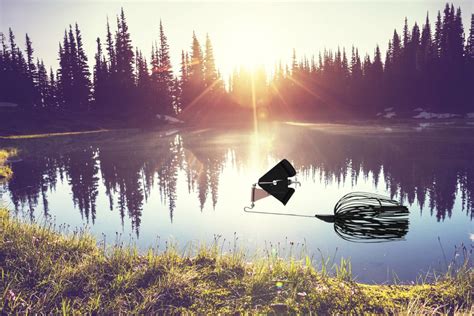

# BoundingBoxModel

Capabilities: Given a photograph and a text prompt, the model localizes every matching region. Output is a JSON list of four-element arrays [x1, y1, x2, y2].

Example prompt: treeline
[[229, 3, 474, 119], [0, 8, 226, 124], [0, 3, 473, 124]]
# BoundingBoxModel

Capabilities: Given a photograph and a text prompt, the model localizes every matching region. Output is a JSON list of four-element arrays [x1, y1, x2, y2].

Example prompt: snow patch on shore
[[377, 107, 396, 118], [0, 102, 18, 107], [156, 114, 184, 124], [413, 111, 458, 119], [415, 122, 433, 131]]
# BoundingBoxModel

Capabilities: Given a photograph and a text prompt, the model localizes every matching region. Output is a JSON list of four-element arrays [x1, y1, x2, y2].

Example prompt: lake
[[1, 122, 472, 284]]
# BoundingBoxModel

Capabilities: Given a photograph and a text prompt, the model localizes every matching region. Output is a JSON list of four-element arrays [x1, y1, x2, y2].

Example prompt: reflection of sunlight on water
[[284, 121, 316, 127], [248, 129, 275, 173]]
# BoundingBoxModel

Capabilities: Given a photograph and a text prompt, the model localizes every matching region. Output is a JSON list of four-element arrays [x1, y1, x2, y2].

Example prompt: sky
[[1, 1, 473, 78]]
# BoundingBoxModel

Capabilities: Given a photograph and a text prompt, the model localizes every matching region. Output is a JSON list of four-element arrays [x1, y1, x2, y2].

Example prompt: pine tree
[[434, 11, 443, 58], [335, 47, 342, 72], [392, 30, 402, 64], [411, 22, 421, 70], [0, 32, 6, 60], [403, 17, 410, 48], [171, 76, 181, 114], [67, 25, 78, 108], [150, 41, 158, 83], [47, 67, 58, 108], [136, 50, 149, 87], [419, 13, 434, 106], [114, 8, 135, 114], [371, 45, 384, 112], [94, 37, 103, 97], [180, 50, 188, 83], [185, 52, 191, 77], [0, 31, 13, 103], [341, 48, 349, 80], [156, 20, 174, 115], [190, 32, 204, 83], [350, 47, 362, 79], [204, 34, 218, 87], [451, 6, 466, 110], [349, 46, 362, 111], [310, 55, 316, 73], [115, 8, 134, 86], [0, 33, 6, 102], [181, 32, 204, 111], [93, 37, 108, 108], [385, 40, 393, 71], [36, 59, 48, 107], [25, 34, 36, 78], [468, 14, 474, 59], [100, 17, 117, 113], [8, 28, 17, 64], [291, 48, 298, 74], [373, 45, 383, 75], [68, 25, 77, 71], [420, 13, 432, 65], [135, 49, 151, 116], [58, 31, 72, 108], [440, 3, 452, 60], [24, 34, 38, 107], [467, 14, 474, 107], [75, 23, 91, 110], [105, 18, 116, 72], [178, 50, 188, 112], [452, 7, 465, 63]]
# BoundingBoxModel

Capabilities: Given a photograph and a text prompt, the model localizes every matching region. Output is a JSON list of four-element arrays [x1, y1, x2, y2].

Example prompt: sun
[[234, 31, 269, 69], [220, 20, 278, 74]]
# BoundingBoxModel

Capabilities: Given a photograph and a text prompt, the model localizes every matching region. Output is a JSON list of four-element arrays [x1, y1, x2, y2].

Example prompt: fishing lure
[[244, 159, 410, 242]]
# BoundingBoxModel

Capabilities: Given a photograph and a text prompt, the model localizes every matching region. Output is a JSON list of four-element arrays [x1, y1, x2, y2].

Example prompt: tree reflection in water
[[2, 125, 473, 236]]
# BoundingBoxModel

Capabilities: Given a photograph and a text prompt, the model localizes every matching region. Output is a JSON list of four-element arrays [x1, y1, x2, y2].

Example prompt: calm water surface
[[1, 123, 472, 283]]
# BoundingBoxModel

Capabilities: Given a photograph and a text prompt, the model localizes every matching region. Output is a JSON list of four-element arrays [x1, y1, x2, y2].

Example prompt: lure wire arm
[[289, 178, 301, 187], [244, 176, 302, 212], [243, 207, 315, 218], [243, 180, 313, 217], [243, 203, 255, 211], [244, 183, 257, 211]]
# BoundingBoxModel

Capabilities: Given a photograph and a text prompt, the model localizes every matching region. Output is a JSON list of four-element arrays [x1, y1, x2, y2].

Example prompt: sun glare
[[223, 20, 276, 72]]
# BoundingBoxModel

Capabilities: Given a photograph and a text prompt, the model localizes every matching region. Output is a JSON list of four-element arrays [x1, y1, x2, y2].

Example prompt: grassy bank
[[0, 209, 472, 314], [0, 148, 16, 180]]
